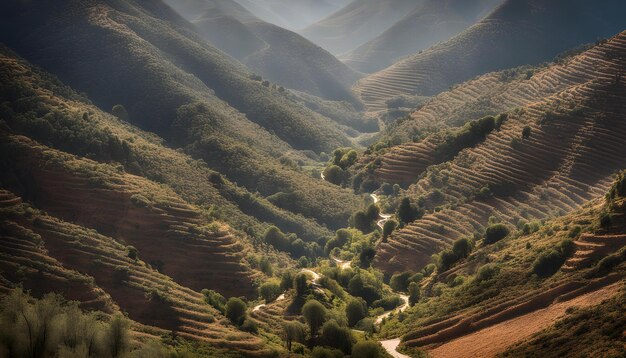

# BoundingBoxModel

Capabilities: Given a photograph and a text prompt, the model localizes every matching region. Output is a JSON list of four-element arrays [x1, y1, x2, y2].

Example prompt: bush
[[126, 245, 138, 260], [293, 273, 309, 297], [351, 341, 383, 358], [311, 347, 344, 358], [382, 220, 398, 241], [532, 250, 565, 277], [522, 126, 532, 139], [484, 224, 510, 244], [282, 321, 305, 352], [111, 104, 129, 121], [372, 295, 403, 311], [475, 264, 500, 282], [452, 238, 473, 258], [201, 289, 226, 313], [396, 198, 423, 224], [389, 271, 412, 292], [263, 226, 289, 251], [345, 298, 367, 327], [280, 271, 294, 291], [302, 300, 327, 335], [240, 318, 258, 333], [321, 321, 353, 354], [259, 281, 282, 303], [225, 297, 247, 326], [324, 165, 347, 185]]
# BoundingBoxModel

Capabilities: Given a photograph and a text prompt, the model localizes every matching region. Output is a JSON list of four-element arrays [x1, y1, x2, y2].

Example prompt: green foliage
[[437, 238, 473, 271], [348, 274, 382, 304], [408, 282, 420, 306], [323, 165, 348, 186], [126, 245, 138, 261], [263, 226, 289, 251], [522, 125, 532, 139], [396, 198, 423, 225], [259, 281, 282, 303], [345, 298, 367, 327], [320, 321, 353, 354], [240, 318, 258, 334], [590, 247, 626, 277], [390, 271, 412, 292], [532, 250, 565, 277], [282, 321, 305, 352], [607, 171, 626, 204], [293, 273, 309, 298], [435, 116, 496, 160], [495, 113, 508, 129], [351, 341, 383, 358], [311, 347, 344, 358], [351, 204, 380, 233], [475, 264, 500, 282], [372, 295, 403, 311], [280, 271, 295, 291], [225, 298, 247, 326], [382, 219, 397, 241], [201, 289, 226, 314], [302, 300, 327, 335], [484, 224, 510, 244], [325, 229, 352, 254]]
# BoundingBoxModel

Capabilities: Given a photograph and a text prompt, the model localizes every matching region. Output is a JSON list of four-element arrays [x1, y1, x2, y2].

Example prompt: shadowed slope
[[343, 0, 503, 73], [300, 0, 419, 56], [165, 0, 362, 104], [355, 0, 626, 114]]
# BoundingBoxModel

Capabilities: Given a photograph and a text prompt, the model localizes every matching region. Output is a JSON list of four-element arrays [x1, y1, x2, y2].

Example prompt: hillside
[[342, 0, 503, 73], [354, 0, 626, 114], [370, 31, 626, 274], [234, 0, 351, 31], [164, 0, 364, 106], [300, 0, 418, 56], [0, 0, 363, 231]]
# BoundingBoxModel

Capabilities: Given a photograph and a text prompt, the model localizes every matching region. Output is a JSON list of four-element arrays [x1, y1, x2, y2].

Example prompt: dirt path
[[428, 282, 623, 358], [375, 294, 409, 324], [370, 193, 391, 229], [380, 338, 411, 358]]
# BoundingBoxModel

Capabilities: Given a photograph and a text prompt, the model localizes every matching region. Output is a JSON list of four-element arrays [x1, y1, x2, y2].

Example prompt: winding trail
[[370, 194, 392, 229]]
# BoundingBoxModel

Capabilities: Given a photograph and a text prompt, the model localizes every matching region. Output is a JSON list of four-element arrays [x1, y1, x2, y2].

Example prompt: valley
[[0, 0, 624, 357]]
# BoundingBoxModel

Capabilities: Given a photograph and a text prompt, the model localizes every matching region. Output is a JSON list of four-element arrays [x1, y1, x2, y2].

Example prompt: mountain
[[368, 31, 626, 274], [354, 0, 626, 113], [342, 0, 503, 73], [234, 0, 351, 31], [164, 0, 363, 105], [0, 0, 362, 232], [300, 0, 418, 56]]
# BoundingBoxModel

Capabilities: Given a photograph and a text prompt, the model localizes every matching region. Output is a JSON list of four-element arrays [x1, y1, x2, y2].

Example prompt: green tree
[[126, 245, 138, 261], [351, 341, 382, 358], [282, 321, 305, 352], [382, 220, 398, 241], [302, 300, 327, 336], [484, 224, 510, 244], [225, 298, 247, 326], [263, 226, 289, 251], [390, 271, 412, 292], [259, 281, 282, 303], [323, 165, 346, 185], [321, 321, 353, 354], [201, 289, 226, 313], [293, 273, 309, 298], [106, 314, 129, 358], [522, 125, 532, 139], [408, 282, 420, 306], [311, 347, 344, 358], [345, 298, 367, 327], [396, 198, 422, 224]]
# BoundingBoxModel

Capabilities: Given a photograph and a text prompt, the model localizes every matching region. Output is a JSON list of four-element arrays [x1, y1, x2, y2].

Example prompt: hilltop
[[164, 0, 363, 105], [342, 0, 503, 73], [354, 0, 626, 114], [300, 0, 418, 56]]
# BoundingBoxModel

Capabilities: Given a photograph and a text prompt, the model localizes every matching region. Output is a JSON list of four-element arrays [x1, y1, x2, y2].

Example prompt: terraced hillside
[[0, 190, 273, 356], [165, 0, 362, 104], [234, 0, 350, 31], [343, 0, 503, 73], [0, 0, 363, 231], [373, 33, 626, 273], [300, 0, 418, 56], [374, 31, 626, 187], [354, 0, 626, 114], [1, 133, 261, 298], [377, 180, 626, 357]]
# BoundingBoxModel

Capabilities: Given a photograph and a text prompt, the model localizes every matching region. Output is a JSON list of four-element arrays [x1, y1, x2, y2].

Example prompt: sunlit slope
[[373, 35, 626, 273], [343, 0, 503, 73], [374, 32, 626, 186], [354, 0, 626, 114]]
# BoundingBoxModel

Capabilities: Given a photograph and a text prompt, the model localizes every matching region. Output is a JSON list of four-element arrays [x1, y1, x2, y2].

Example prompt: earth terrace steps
[[562, 233, 626, 271], [4, 134, 259, 298]]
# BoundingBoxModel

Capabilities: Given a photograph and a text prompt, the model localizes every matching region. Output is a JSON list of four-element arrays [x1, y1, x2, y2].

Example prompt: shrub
[[522, 126, 532, 139], [408, 282, 420, 306], [437, 249, 458, 271], [259, 281, 282, 303], [390, 271, 412, 292], [240, 318, 258, 333], [593, 251, 625, 276], [311, 347, 344, 358], [324, 165, 347, 185], [263, 226, 289, 251], [452, 238, 473, 259], [371, 295, 403, 311], [351, 341, 383, 358], [532, 250, 565, 277], [475, 264, 500, 282], [126, 245, 138, 261], [484, 224, 510, 244], [382, 220, 397, 240], [345, 298, 368, 327], [111, 104, 129, 121], [225, 297, 247, 326], [302, 300, 327, 335], [201, 289, 226, 313], [321, 321, 353, 354], [396, 197, 423, 225], [495, 113, 508, 129], [280, 271, 294, 291]]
